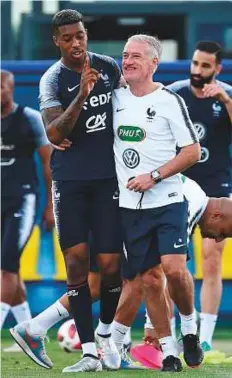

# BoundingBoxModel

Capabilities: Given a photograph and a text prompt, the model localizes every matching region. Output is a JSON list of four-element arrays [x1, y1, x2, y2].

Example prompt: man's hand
[[53, 138, 72, 151], [127, 173, 155, 192], [42, 205, 54, 231], [78, 58, 100, 100], [203, 83, 231, 104], [143, 328, 161, 349]]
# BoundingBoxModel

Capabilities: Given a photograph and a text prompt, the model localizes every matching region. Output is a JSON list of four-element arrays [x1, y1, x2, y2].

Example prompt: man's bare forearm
[[42, 95, 86, 145], [158, 143, 200, 179]]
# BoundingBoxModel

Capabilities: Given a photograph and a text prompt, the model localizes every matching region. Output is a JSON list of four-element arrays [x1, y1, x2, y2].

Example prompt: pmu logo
[[117, 126, 146, 142], [146, 106, 156, 122], [122, 148, 140, 169]]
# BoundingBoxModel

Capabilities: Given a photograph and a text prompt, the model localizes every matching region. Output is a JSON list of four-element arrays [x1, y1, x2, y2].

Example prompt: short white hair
[[127, 34, 162, 61]]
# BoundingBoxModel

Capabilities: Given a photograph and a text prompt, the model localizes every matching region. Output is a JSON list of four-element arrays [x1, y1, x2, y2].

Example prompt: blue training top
[[39, 52, 121, 181]]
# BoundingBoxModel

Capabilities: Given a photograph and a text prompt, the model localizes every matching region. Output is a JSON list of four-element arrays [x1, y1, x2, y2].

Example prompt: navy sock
[[100, 281, 122, 325], [67, 282, 94, 344]]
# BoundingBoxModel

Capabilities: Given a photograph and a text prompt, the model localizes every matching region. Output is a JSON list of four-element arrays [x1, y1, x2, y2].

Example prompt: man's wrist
[[150, 169, 162, 184]]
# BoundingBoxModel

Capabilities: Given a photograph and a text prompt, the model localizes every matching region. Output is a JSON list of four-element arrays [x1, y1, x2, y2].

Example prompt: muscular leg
[[1, 270, 19, 305], [200, 238, 225, 347], [161, 255, 195, 318], [111, 275, 143, 352], [10, 276, 32, 325], [142, 266, 170, 339], [201, 238, 225, 314], [1, 270, 18, 328], [114, 276, 143, 327]]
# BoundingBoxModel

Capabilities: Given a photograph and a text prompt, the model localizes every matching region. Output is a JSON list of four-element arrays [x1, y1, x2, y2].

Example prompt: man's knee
[[123, 276, 143, 297], [1, 270, 18, 283], [98, 254, 121, 284], [63, 243, 89, 283], [141, 266, 164, 291], [162, 256, 187, 283]]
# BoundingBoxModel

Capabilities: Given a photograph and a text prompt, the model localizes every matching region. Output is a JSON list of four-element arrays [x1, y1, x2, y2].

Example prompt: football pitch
[[1, 329, 232, 378]]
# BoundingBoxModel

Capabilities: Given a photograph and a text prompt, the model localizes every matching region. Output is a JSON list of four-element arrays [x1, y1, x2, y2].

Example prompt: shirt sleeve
[[38, 62, 62, 111], [167, 90, 199, 147], [24, 107, 50, 148], [166, 79, 190, 93]]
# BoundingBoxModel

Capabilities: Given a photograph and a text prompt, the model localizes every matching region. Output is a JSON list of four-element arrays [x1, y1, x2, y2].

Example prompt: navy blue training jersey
[[167, 79, 232, 192], [1, 104, 49, 197], [39, 52, 121, 181]]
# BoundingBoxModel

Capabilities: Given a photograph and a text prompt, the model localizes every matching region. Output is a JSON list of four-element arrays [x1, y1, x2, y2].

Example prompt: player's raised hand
[[78, 58, 100, 99], [202, 83, 231, 104]]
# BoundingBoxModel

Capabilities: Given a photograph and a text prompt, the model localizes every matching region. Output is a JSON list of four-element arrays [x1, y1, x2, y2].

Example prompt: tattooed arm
[[41, 96, 85, 145], [42, 60, 100, 145]]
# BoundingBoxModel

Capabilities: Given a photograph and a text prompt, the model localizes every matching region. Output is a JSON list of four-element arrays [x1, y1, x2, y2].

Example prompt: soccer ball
[[57, 319, 81, 352]]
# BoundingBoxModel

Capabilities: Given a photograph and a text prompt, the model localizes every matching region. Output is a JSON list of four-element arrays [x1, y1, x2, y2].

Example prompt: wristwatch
[[150, 169, 162, 184]]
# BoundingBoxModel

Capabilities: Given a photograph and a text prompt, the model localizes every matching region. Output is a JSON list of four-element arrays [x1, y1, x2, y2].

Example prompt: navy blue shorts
[[52, 178, 123, 253], [1, 194, 37, 273], [120, 201, 188, 279], [190, 177, 231, 198]]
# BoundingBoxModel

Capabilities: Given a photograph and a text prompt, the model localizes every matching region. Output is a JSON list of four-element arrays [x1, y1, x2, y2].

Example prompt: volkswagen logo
[[194, 123, 206, 141], [199, 147, 209, 163], [122, 148, 140, 169]]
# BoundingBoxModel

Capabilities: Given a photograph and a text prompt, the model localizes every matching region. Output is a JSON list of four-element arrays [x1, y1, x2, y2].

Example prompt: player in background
[[1, 70, 54, 351], [168, 41, 232, 352]]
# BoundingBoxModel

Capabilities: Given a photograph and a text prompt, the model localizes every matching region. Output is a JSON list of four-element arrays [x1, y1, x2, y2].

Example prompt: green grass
[[1, 329, 232, 378]]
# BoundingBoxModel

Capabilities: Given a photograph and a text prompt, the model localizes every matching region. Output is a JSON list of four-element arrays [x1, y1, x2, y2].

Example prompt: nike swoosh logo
[[116, 329, 126, 335], [25, 329, 39, 349], [113, 195, 119, 200], [174, 243, 186, 248], [116, 108, 125, 112], [67, 84, 80, 92]]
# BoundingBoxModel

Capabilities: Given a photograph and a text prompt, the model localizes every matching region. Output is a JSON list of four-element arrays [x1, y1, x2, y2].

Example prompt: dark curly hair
[[52, 9, 84, 35]]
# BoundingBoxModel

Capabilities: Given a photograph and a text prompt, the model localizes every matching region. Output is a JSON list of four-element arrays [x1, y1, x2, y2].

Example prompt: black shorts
[[52, 178, 123, 253], [194, 177, 231, 198], [121, 201, 188, 279], [1, 194, 37, 273]]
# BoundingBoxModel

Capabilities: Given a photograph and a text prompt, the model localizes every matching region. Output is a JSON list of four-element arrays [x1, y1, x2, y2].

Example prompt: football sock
[[180, 312, 197, 336], [0, 302, 11, 329], [99, 280, 121, 332], [67, 283, 95, 346], [96, 319, 111, 336], [30, 300, 69, 333], [111, 320, 130, 351], [11, 301, 32, 324], [200, 312, 218, 346], [82, 342, 98, 358], [170, 316, 177, 341], [159, 336, 178, 358], [123, 328, 132, 346]]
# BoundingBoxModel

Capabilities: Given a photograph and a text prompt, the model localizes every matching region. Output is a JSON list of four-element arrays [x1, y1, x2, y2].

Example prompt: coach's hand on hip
[[127, 173, 155, 192]]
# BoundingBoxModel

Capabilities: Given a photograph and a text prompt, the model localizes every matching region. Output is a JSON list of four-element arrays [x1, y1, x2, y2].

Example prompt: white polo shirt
[[113, 85, 199, 209]]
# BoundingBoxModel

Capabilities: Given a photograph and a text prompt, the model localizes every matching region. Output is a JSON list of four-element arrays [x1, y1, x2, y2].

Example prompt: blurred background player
[[1, 70, 54, 350], [168, 41, 232, 352]]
